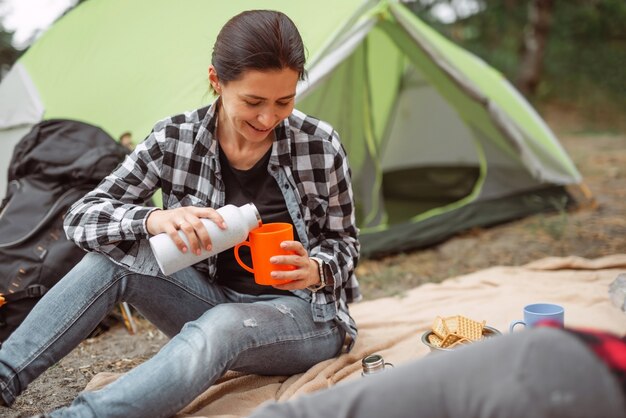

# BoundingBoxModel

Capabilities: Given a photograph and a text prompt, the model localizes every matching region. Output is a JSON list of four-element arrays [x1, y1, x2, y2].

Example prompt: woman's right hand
[[146, 207, 227, 255]]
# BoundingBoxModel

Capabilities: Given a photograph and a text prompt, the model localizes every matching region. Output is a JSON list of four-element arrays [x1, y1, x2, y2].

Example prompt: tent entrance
[[382, 166, 480, 224], [378, 55, 484, 226]]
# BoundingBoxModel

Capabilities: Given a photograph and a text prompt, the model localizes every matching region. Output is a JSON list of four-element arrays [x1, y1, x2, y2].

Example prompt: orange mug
[[234, 223, 296, 285]]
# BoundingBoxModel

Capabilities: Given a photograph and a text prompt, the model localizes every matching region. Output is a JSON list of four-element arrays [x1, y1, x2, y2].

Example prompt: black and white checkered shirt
[[65, 100, 361, 344]]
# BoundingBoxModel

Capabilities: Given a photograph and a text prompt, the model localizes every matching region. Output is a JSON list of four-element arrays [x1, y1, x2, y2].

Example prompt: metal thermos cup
[[361, 353, 394, 376]]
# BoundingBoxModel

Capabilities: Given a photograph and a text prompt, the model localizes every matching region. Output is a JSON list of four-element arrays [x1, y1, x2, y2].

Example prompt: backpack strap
[[0, 285, 49, 333], [0, 284, 49, 307]]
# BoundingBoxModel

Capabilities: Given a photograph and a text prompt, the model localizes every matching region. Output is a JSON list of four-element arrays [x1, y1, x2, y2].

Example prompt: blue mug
[[509, 303, 564, 332]]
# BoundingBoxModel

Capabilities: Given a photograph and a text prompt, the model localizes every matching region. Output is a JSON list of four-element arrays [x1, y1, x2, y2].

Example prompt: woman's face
[[210, 66, 299, 144]]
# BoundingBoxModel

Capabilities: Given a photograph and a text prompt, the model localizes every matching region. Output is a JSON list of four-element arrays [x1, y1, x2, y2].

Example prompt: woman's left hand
[[269, 241, 321, 291]]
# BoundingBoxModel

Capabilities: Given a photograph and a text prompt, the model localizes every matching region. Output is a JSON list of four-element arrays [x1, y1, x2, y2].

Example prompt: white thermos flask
[[149, 203, 261, 275]]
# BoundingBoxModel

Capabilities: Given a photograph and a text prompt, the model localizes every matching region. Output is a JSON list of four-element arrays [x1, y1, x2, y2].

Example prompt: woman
[[0, 10, 360, 417]]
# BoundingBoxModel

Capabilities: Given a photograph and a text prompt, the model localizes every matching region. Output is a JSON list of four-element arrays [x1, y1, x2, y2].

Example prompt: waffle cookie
[[428, 315, 488, 349], [441, 333, 462, 348], [445, 315, 486, 341], [432, 316, 449, 339], [428, 333, 444, 347]]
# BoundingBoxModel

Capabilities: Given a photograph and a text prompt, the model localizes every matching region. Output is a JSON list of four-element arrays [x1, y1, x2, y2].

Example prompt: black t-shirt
[[215, 146, 297, 296]]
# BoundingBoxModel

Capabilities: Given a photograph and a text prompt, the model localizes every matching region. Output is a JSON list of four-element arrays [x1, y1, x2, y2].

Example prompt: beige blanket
[[87, 255, 626, 417]]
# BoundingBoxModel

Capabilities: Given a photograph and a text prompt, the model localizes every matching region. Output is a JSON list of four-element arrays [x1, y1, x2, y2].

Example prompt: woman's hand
[[269, 241, 321, 291], [146, 207, 226, 255]]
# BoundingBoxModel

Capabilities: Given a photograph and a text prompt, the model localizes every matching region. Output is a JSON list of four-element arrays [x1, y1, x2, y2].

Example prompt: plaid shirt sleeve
[[64, 128, 164, 253], [285, 112, 361, 333], [307, 130, 360, 298]]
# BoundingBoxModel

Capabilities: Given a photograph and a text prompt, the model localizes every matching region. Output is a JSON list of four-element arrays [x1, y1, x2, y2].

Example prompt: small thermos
[[361, 353, 394, 377], [149, 203, 261, 275]]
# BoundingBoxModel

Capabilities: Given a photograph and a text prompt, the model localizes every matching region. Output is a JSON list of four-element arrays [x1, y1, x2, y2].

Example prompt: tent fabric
[[18, 0, 366, 140], [83, 254, 626, 417], [0, 63, 44, 128], [0, 0, 583, 257], [388, 5, 579, 180], [0, 63, 44, 195]]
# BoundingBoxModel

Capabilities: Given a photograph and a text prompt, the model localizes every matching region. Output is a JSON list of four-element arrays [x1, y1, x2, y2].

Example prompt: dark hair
[[211, 10, 306, 92]]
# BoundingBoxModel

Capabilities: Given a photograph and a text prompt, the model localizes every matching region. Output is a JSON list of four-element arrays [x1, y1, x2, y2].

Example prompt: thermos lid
[[244, 203, 262, 228], [362, 354, 385, 374]]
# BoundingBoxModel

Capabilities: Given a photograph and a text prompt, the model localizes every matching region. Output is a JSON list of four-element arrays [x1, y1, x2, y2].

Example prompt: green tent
[[0, 0, 582, 257]]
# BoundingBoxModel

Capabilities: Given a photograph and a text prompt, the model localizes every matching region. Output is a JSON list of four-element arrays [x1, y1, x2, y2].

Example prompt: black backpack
[[0, 119, 128, 341]]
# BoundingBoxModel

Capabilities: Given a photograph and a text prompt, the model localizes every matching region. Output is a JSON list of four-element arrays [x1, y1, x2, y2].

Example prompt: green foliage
[[541, 0, 626, 122], [0, 23, 21, 76], [0, 0, 89, 78], [408, 0, 626, 129]]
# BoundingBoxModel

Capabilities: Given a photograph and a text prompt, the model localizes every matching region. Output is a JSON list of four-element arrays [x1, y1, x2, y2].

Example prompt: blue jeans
[[0, 252, 344, 417]]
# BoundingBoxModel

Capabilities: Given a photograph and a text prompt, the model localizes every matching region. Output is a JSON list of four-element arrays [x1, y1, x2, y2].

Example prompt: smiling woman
[[207, 10, 305, 167], [0, 9, 361, 418], [211, 68, 300, 169]]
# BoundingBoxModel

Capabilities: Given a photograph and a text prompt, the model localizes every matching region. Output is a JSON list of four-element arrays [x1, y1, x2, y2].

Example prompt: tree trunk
[[517, 0, 555, 96]]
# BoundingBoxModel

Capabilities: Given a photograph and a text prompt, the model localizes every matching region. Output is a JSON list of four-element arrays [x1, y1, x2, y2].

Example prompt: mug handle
[[509, 320, 526, 333], [234, 242, 254, 274]]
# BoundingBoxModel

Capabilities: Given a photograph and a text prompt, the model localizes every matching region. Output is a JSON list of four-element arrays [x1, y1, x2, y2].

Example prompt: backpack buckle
[[25, 285, 47, 298]]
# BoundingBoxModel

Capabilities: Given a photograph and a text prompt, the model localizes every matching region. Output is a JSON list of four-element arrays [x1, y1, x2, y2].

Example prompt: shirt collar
[[193, 99, 293, 167], [271, 118, 293, 168], [192, 100, 219, 158]]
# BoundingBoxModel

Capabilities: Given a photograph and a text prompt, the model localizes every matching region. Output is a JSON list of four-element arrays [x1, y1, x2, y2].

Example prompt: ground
[[1, 107, 625, 417]]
